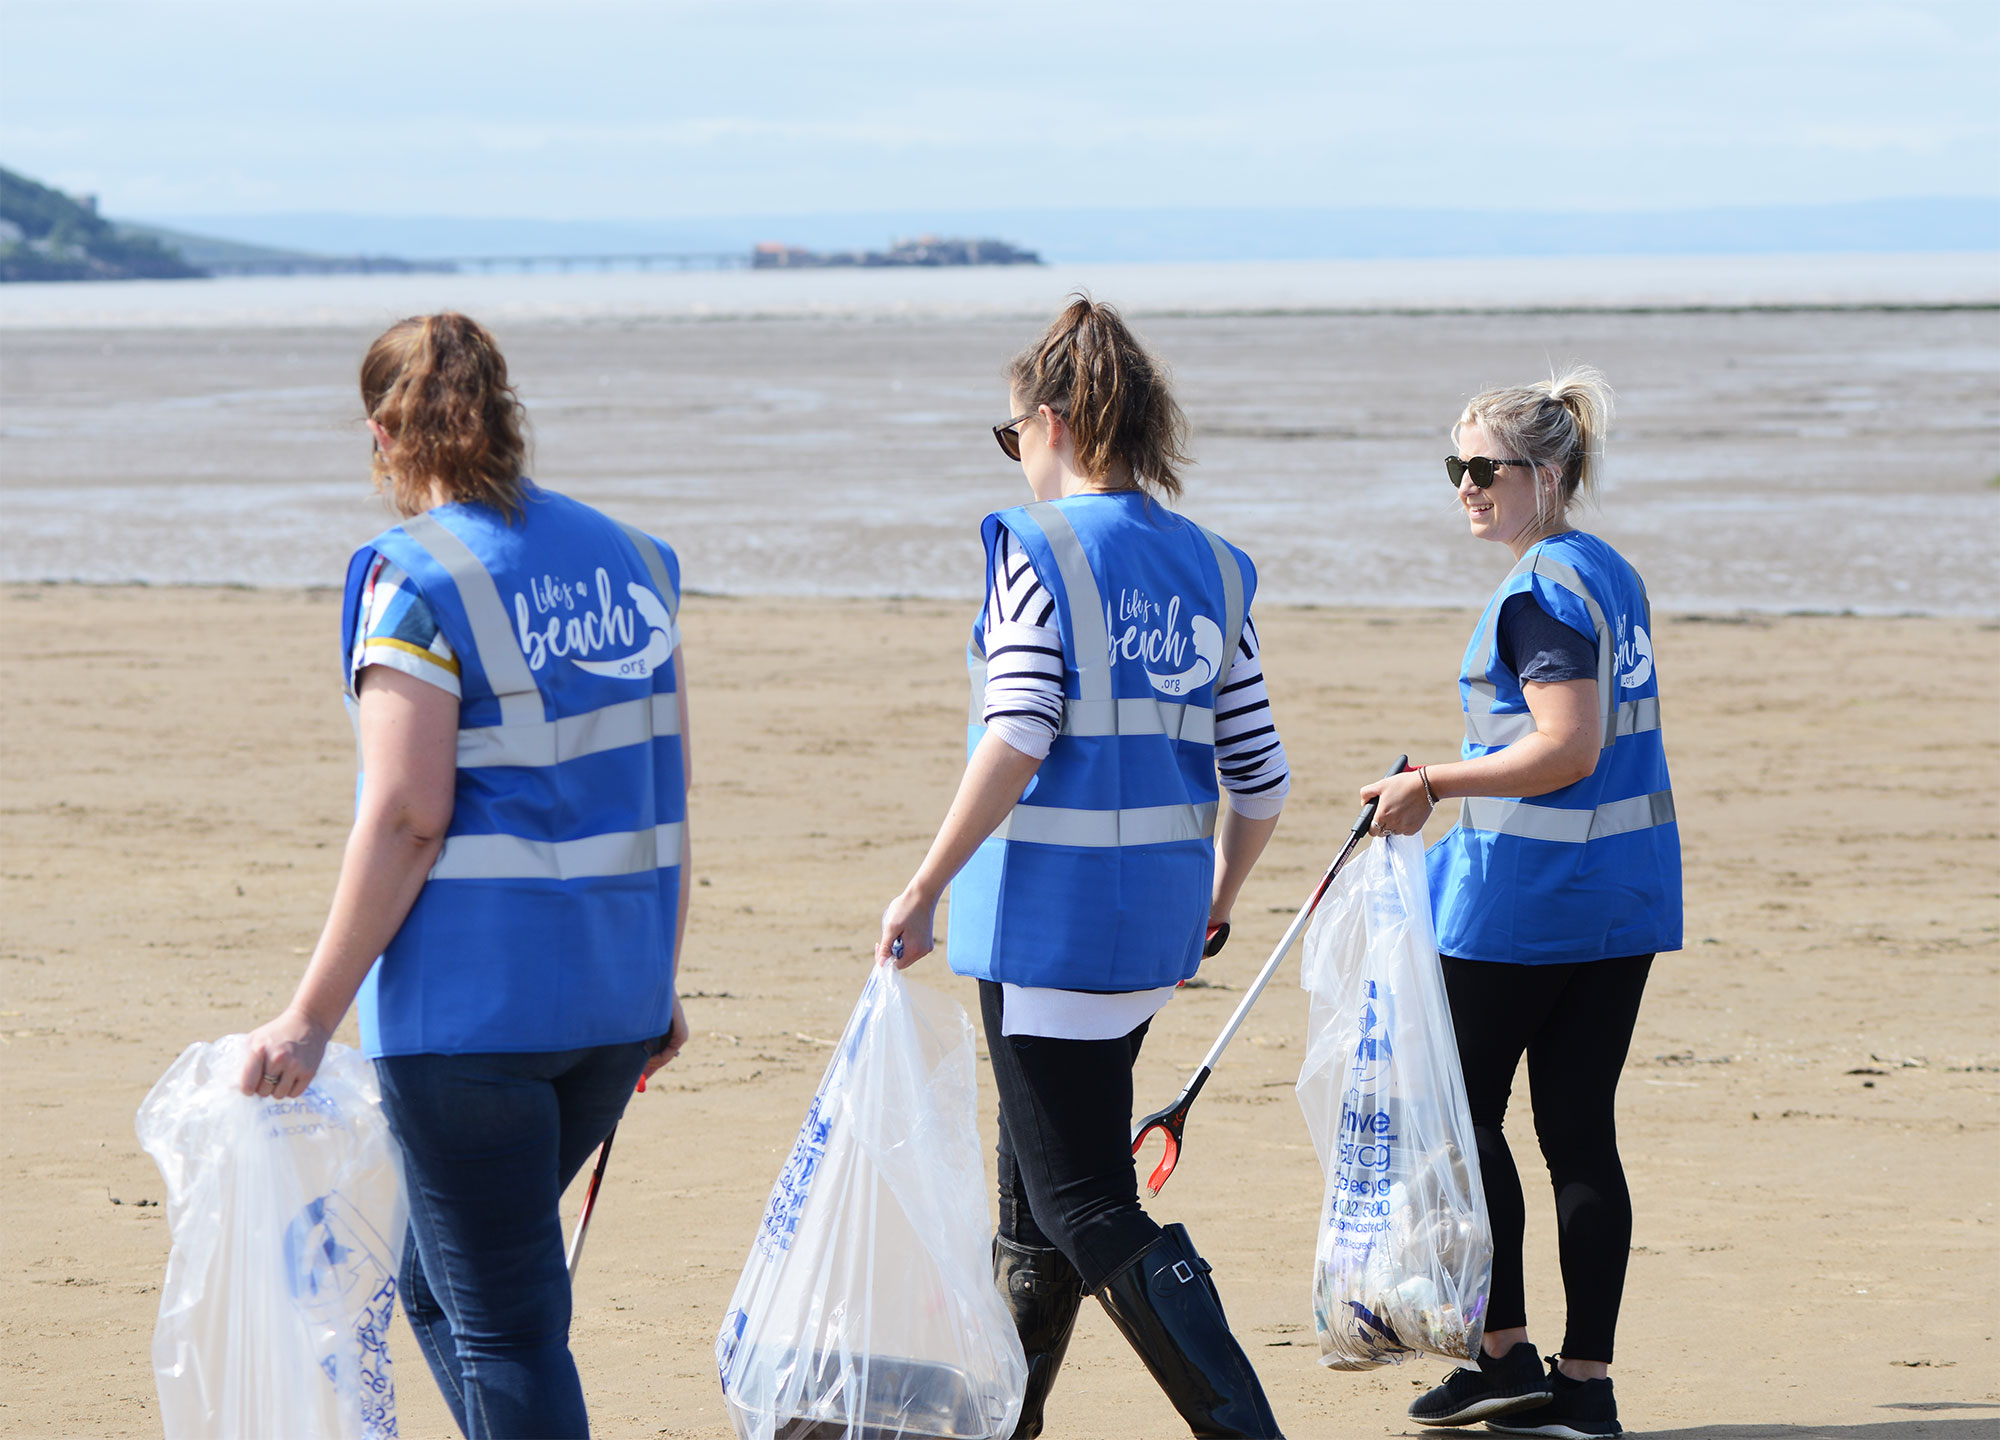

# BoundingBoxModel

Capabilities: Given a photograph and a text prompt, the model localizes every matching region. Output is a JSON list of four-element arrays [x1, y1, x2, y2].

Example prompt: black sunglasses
[[1446, 455, 1534, 489], [993, 411, 1035, 462]]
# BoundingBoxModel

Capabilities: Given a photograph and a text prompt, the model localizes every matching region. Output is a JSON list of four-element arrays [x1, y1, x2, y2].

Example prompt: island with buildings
[[752, 235, 1042, 268]]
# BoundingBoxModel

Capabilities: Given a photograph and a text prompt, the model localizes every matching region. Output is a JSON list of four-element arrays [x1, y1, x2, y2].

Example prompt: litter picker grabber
[[1131, 754, 1409, 1196], [566, 1124, 617, 1280], [568, 1027, 679, 1279]]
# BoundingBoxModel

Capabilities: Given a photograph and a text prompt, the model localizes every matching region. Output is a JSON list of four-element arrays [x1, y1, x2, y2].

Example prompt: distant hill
[[112, 220, 327, 270], [0, 166, 204, 281]]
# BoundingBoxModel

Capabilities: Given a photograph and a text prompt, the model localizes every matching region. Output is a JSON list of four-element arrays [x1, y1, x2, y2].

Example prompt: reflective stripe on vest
[[402, 515, 681, 772], [614, 520, 678, 618], [1456, 541, 1674, 844], [401, 511, 543, 726], [1008, 503, 1215, 843], [1464, 695, 1662, 749], [1197, 524, 1247, 679], [1062, 697, 1216, 743], [952, 494, 1251, 991], [966, 663, 1218, 742], [397, 513, 688, 879], [356, 492, 685, 1060], [1465, 549, 1617, 749], [1015, 501, 1247, 703], [431, 820, 686, 881], [967, 626, 1218, 743], [1458, 790, 1676, 845], [966, 509, 1240, 752], [993, 801, 1219, 848], [458, 692, 681, 768], [1435, 532, 1680, 965], [1021, 504, 1114, 708]]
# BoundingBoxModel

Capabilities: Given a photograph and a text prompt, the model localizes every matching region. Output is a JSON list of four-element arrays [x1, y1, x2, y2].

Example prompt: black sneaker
[[1408, 1342, 1555, 1427], [1483, 1358, 1621, 1439]]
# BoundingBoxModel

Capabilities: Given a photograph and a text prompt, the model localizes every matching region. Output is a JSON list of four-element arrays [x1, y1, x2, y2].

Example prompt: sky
[[1, 0, 1995, 223]]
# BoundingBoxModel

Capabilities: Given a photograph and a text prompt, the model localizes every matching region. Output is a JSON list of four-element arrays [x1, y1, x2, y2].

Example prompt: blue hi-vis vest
[[340, 485, 686, 1057], [1428, 532, 1682, 965], [946, 492, 1255, 991]]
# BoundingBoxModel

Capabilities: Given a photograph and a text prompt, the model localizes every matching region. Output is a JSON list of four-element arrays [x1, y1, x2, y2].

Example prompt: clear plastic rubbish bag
[[136, 1035, 408, 1439], [718, 964, 1028, 1440], [1296, 832, 1493, 1370]]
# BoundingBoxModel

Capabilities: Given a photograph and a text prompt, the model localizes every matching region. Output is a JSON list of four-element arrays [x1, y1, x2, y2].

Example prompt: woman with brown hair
[[878, 296, 1290, 1439], [238, 312, 691, 1438]]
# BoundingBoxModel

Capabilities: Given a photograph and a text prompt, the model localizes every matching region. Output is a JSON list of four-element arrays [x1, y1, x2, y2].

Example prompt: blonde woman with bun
[[1362, 368, 1679, 1440]]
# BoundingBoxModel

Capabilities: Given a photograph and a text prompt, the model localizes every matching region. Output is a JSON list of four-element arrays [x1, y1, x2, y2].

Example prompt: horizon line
[[140, 195, 2000, 224]]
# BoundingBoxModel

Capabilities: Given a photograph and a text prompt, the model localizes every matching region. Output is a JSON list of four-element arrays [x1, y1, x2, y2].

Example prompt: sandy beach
[[2, 583, 1994, 1437]]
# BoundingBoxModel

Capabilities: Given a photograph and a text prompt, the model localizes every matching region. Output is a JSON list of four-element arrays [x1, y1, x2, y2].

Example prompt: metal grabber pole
[[566, 1123, 618, 1281], [1131, 753, 1409, 1196]]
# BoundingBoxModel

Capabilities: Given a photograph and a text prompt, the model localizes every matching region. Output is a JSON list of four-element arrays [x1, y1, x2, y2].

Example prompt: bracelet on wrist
[[1418, 765, 1436, 807]]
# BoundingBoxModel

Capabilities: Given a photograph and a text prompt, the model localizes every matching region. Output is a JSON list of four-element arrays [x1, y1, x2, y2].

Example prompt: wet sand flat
[[3, 305, 1996, 613], [2, 584, 1995, 1436]]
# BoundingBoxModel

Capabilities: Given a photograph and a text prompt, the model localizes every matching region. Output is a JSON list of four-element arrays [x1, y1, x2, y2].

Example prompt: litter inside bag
[[1296, 833, 1493, 1370], [137, 1035, 408, 1439], [718, 965, 1027, 1440]]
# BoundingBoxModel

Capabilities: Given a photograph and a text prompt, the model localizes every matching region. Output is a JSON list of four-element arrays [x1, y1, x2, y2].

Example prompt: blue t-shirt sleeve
[[1497, 591, 1596, 684], [350, 555, 462, 696]]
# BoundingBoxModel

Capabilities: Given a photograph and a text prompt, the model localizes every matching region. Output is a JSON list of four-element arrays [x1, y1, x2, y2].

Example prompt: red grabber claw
[[1130, 1074, 1206, 1197], [1147, 1130, 1179, 1196]]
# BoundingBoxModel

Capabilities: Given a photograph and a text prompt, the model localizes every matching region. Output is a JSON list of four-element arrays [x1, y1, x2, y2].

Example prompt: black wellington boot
[[1093, 1224, 1284, 1439], [993, 1235, 1085, 1439]]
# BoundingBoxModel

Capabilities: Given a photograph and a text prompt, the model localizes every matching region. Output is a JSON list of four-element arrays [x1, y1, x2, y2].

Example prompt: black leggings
[[1442, 953, 1653, 1364], [979, 980, 1164, 1291]]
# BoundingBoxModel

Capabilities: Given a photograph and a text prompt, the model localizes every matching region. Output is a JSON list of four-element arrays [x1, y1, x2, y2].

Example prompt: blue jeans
[[375, 1043, 647, 1439]]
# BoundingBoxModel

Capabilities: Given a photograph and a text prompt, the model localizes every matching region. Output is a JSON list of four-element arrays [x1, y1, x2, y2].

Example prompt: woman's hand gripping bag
[[1295, 831, 1493, 1370], [136, 1035, 408, 1439], [717, 965, 1028, 1440]]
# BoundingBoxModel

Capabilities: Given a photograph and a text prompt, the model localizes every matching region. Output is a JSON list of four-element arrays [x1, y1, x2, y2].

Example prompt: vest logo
[[1107, 589, 1224, 698], [1617, 621, 1653, 690], [512, 566, 676, 680]]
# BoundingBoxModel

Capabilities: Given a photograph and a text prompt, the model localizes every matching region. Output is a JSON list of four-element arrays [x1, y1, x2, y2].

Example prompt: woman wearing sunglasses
[[878, 296, 1290, 1439], [1361, 368, 1679, 1440]]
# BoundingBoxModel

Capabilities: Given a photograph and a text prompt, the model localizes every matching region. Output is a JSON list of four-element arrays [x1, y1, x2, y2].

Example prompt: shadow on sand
[[1422, 1409, 2000, 1440], [1638, 1417, 2000, 1440]]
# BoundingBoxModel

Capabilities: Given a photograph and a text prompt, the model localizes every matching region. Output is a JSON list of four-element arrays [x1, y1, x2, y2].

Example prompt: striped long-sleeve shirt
[[981, 529, 1290, 819]]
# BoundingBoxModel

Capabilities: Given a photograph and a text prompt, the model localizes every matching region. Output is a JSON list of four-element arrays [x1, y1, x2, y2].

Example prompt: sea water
[[3, 255, 1995, 614]]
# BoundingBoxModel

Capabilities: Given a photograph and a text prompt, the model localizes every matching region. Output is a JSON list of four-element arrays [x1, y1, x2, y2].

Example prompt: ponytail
[[1544, 366, 1613, 498], [1008, 294, 1192, 498], [360, 312, 528, 518]]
